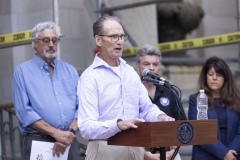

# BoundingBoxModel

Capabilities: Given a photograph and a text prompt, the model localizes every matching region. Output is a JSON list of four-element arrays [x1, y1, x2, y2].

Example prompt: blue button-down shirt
[[12, 54, 79, 135], [78, 53, 164, 139]]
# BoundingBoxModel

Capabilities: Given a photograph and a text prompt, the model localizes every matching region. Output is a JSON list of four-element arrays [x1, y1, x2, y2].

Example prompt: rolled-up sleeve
[[12, 68, 41, 128]]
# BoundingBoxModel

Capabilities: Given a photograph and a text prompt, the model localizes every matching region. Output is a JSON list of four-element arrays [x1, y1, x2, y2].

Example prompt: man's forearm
[[30, 119, 76, 146], [29, 119, 58, 136]]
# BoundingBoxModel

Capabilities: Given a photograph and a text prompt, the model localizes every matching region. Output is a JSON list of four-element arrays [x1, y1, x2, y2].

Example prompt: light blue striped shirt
[[78, 53, 164, 139], [12, 54, 79, 135]]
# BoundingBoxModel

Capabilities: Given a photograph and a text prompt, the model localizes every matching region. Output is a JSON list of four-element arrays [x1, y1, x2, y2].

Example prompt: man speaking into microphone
[[136, 45, 186, 160], [77, 16, 175, 160]]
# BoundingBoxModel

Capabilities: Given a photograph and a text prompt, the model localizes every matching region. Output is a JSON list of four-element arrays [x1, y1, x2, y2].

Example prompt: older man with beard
[[12, 21, 80, 160]]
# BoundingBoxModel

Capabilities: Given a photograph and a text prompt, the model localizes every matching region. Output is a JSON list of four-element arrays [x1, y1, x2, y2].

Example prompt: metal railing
[[0, 103, 87, 160], [0, 103, 23, 160]]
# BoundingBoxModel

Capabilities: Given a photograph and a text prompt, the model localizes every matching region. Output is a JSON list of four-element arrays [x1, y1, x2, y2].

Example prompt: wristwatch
[[67, 128, 76, 135]]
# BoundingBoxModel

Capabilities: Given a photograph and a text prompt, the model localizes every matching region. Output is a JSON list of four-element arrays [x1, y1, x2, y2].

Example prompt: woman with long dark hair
[[188, 56, 240, 160]]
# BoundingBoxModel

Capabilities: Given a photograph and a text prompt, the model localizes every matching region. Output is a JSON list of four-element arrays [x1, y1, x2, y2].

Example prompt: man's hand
[[30, 119, 76, 146], [223, 150, 237, 160], [52, 141, 68, 157], [157, 114, 175, 121], [117, 118, 145, 130], [144, 151, 160, 160], [52, 130, 75, 146], [29, 119, 77, 157], [166, 149, 175, 160]]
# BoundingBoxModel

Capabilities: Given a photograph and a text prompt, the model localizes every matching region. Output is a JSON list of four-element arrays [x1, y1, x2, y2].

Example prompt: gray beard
[[42, 51, 57, 58]]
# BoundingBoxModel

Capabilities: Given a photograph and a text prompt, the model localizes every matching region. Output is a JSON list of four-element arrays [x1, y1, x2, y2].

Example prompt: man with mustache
[[12, 21, 80, 160]]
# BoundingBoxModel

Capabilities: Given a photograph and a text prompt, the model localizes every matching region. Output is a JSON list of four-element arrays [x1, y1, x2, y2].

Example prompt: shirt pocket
[[60, 78, 76, 96]]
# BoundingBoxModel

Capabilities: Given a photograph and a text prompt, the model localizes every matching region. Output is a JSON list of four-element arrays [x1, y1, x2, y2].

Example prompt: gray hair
[[92, 16, 120, 36], [31, 21, 59, 40], [31, 21, 59, 49], [136, 45, 162, 63]]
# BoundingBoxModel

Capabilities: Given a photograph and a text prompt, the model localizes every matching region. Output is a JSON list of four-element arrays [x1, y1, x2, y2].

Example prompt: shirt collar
[[92, 52, 126, 69], [33, 54, 56, 68]]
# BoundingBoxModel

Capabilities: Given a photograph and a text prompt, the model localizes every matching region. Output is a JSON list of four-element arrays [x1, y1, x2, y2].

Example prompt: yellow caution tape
[[0, 27, 61, 45], [0, 30, 32, 45], [122, 31, 240, 57], [1, 30, 239, 54]]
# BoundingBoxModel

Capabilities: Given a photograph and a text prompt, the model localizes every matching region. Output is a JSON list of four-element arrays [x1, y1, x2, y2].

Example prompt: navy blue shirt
[[150, 85, 186, 120]]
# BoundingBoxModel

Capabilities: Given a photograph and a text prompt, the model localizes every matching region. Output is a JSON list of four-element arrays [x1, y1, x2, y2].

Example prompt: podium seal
[[177, 122, 193, 144]]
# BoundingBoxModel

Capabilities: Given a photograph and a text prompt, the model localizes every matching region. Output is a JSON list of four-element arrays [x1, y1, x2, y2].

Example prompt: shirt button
[[56, 92, 58, 94], [59, 103, 61, 105]]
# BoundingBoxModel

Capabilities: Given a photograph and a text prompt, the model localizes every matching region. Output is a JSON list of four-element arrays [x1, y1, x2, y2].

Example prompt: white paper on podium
[[30, 140, 70, 160]]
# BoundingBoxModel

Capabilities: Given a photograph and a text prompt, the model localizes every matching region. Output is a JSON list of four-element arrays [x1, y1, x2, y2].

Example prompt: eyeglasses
[[98, 34, 128, 42], [37, 37, 60, 45]]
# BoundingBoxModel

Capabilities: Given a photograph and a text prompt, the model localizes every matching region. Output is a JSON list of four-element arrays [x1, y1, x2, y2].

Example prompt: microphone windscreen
[[142, 69, 150, 77]]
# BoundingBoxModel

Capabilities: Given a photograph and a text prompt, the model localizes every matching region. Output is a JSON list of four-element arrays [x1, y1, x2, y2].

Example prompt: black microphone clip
[[141, 76, 164, 86]]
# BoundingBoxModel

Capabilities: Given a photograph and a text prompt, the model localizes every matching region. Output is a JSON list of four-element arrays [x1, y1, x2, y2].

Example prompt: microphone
[[142, 69, 169, 83], [142, 69, 187, 121], [141, 76, 164, 85]]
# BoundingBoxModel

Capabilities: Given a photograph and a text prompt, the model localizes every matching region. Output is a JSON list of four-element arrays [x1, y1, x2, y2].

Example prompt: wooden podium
[[108, 120, 217, 147]]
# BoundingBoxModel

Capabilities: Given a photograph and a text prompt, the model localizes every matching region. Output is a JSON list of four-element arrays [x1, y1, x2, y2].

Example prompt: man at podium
[[77, 16, 175, 160], [135, 45, 183, 160]]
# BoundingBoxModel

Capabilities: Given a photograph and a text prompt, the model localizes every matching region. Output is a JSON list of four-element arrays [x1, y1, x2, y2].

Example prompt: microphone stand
[[142, 76, 187, 160]]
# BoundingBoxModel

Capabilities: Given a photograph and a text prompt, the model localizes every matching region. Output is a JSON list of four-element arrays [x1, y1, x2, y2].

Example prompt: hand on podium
[[157, 114, 175, 121], [117, 118, 145, 130]]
